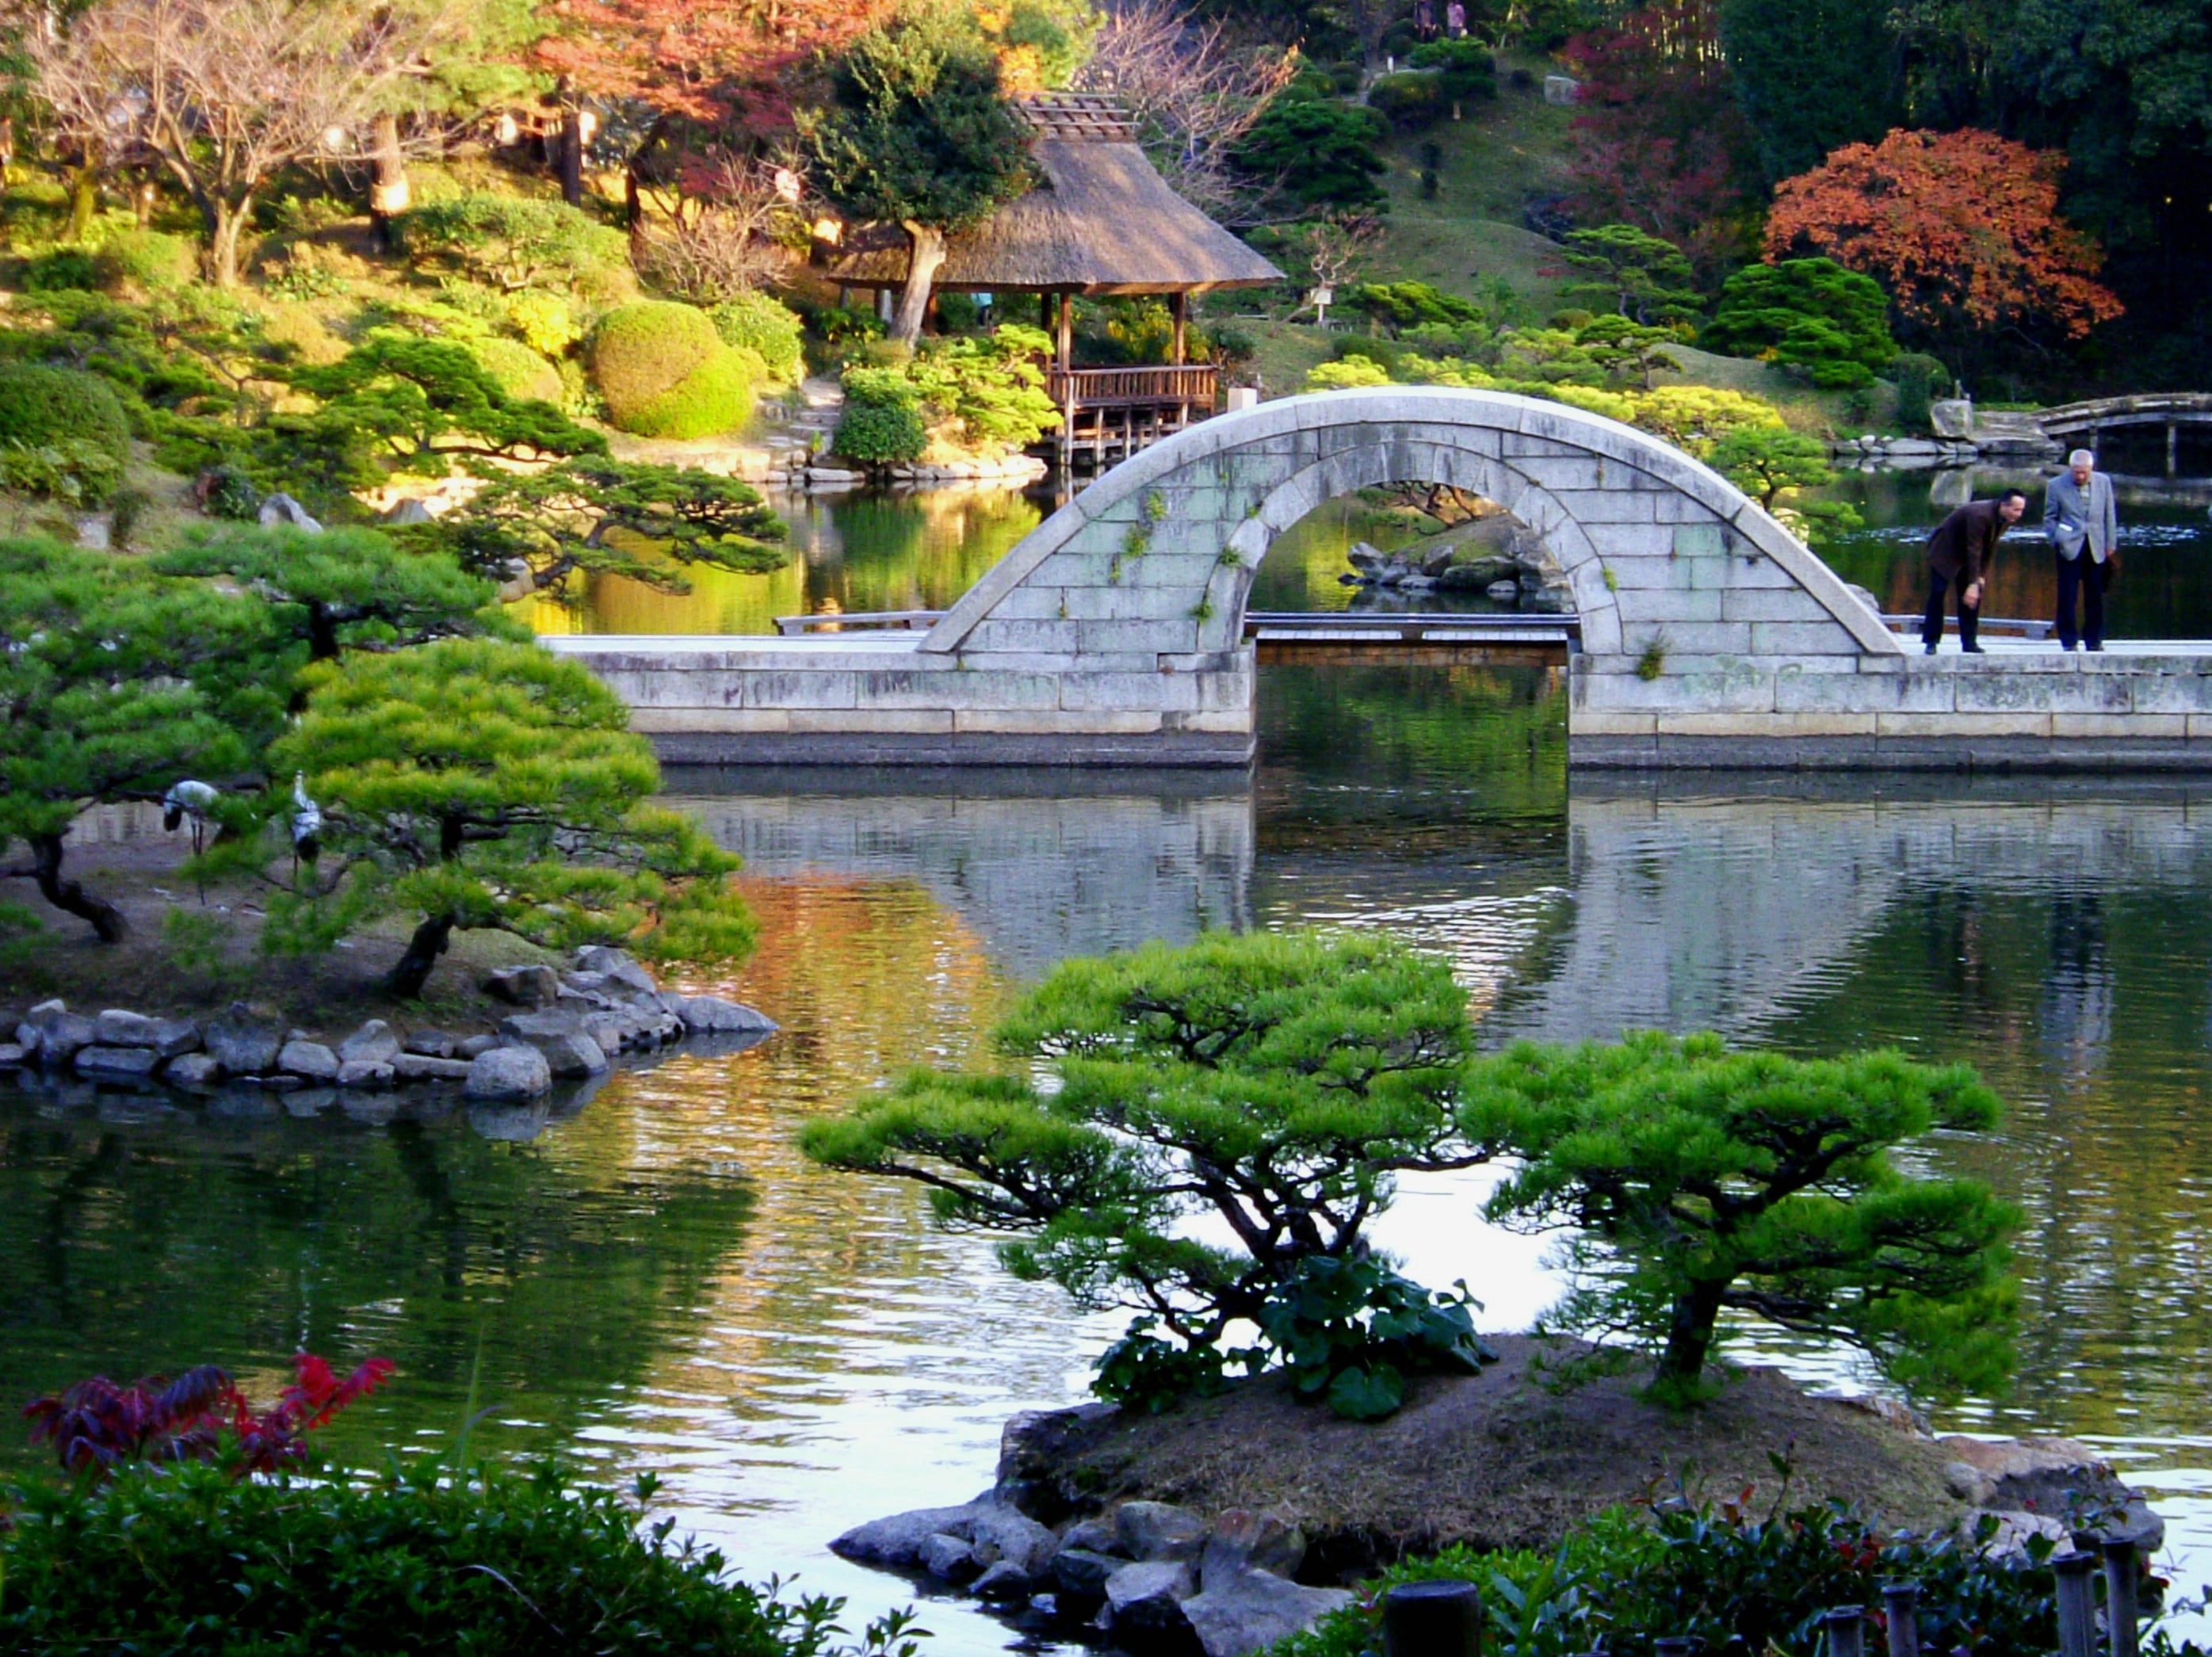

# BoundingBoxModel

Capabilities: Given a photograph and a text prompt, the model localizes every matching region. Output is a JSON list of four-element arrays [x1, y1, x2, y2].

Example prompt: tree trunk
[[890, 220, 947, 346], [1656, 1281, 1725, 1392], [388, 913, 456, 998], [208, 199, 249, 287], [369, 112, 410, 254], [306, 604, 340, 662], [28, 834, 126, 943], [556, 108, 585, 208]]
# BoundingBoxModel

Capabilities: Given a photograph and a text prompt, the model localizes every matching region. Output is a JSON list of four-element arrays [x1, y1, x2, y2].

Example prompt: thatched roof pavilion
[[816, 96, 1283, 371]]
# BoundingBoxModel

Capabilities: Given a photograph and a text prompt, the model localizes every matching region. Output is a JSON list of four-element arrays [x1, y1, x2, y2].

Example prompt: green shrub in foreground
[[713, 290, 808, 386], [0, 365, 131, 500], [0, 1456, 881, 1657], [591, 301, 760, 438], [1277, 1500, 2206, 1657], [833, 395, 928, 465]]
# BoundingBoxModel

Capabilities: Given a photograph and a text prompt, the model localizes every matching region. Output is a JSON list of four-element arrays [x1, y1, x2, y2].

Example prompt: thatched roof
[[817, 97, 1284, 296]]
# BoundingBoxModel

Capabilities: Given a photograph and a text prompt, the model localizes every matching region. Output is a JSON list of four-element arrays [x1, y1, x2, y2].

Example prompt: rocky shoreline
[[833, 1343, 2164, 1657], [1, 945, 775, 1108]]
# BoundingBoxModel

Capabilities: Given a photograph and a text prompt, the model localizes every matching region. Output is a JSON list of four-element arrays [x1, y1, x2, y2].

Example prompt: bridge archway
[[922, 387, 1900, 673]]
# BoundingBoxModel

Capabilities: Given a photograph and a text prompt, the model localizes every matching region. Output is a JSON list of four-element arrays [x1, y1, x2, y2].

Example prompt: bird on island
[[290, 773, 323, 869]]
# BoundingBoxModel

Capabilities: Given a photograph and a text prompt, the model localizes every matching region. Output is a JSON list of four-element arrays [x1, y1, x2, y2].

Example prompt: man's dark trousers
[[1922, 571, 1980, 651], [2055, 554, 2105, 650]]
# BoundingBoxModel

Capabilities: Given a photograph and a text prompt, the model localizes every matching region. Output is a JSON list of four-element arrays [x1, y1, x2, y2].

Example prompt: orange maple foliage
[[533, 0, 893, 135], [1766, 128, 2122, 342]]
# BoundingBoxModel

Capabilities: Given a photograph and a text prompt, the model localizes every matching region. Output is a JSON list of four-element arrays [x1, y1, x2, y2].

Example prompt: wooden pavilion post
[[1171, 289, 1189, 366], [1056, 290, 1076, 469]]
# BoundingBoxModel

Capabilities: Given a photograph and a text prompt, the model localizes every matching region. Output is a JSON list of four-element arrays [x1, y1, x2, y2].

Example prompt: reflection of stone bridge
[[550, 389, 2212, 771]]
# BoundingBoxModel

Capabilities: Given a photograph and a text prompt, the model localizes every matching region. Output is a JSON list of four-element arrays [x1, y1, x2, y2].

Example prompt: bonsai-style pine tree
[[293, 336, 608, 469], [806, 6, 1034, 346], [1707, 426, 1860, 544], [418, 458, 789, 596], [262, 638, 753, 998], [802, 930, 1493, 1412], [0, 539, 274, 941], [1700, 258, 1898, 388], [1561, 224, 1702, 326], [152, 525, 514, 663], [1465, 1032, 2019, 1405]]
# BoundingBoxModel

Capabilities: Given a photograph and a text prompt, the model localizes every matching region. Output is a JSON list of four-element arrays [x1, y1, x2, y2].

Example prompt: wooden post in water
[[2103, 1538, 2141, 1657], [1382, 1580, 1481, 1657], [1881, 1580, 1920, 1657], [2055, 1551, 2099, 1657], [1820, 1606, 1866, 1657]]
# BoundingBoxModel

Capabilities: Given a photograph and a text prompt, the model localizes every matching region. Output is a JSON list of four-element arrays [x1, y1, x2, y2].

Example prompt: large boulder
[[659, 993, 777, 1036], [203, 1004, 285, 1074], [1182, 1569, 1351, 1657], [831, 1503, 988, 1570], [920, 1534, 981, 1584], [165, 1052, 223, 1088], [1937, 1436, 2162, 1552], [1119, 1501, 1209, 1563], [95, 1010, 200, 1057], [1104, 1560, 1198, 1644], [575, 945, 659, 997], [498, 1012, 609, 1078], [278, 1040, 341, 1082], [75, 1045, 161, 1081], [20, 1002, 96, 1067], [1929, 399, 1974, 439], [1053, 1548, 1121, 1602], [464, 1044, 552, 1101], [483, 965, 560, 1007], [338, 1020, 402, 1067], [393, 1053, 473, 1082], [1200, 1511, 1306, 1583]]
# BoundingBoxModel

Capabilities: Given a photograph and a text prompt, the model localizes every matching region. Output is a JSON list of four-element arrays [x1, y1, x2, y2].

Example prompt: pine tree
[[262, 638, 753, 998], [1465, 1032, 2019, 1405], [806, 8, 1035, 346], [0, 540, 274, 941]]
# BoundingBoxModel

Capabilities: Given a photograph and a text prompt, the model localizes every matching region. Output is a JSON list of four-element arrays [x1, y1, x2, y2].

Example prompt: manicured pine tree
[[263, 637, 753, 998]]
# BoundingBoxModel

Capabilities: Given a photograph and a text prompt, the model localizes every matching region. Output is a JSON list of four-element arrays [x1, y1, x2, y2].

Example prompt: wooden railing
[[1048, 365, 1219, 410]]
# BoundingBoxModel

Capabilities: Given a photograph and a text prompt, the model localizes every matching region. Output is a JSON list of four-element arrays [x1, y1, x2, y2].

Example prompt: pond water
[[13, 662, 2212, 1649]]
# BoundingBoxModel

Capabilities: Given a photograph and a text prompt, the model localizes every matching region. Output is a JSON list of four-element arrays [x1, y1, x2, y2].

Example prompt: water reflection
[[14, 670, 2212, 1648]]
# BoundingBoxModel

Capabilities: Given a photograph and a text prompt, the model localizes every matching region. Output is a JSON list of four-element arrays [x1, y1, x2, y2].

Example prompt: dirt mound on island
[[1002, 1336, 1970, 1572]]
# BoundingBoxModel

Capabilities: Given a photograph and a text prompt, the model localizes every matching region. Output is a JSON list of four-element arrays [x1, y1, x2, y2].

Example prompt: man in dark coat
[[1922, 489, 2027, 654]]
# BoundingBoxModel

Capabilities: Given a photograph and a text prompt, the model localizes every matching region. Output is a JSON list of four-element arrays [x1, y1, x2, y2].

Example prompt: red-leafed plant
[[25, 1353, 395, 1479]]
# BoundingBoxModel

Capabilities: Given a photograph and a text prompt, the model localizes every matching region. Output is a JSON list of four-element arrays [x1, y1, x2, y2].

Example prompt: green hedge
[[471, 337, 565, 406], [0, 364, 132, 478], [0, 1457, 855, 1657], [712, 290, 807, 387], [590, 301, 758, 438]]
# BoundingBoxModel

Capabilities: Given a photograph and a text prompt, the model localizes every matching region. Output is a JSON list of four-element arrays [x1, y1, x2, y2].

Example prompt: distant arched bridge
[[2038, 393, 2212, 472]]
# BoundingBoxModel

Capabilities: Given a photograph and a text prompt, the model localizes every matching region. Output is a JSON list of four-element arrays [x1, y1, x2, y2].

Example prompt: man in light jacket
[[2044, 449, 2119, 651]]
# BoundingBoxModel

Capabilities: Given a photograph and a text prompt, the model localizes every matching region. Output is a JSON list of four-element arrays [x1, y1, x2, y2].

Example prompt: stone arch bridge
[[550, 388, 2212, 770]]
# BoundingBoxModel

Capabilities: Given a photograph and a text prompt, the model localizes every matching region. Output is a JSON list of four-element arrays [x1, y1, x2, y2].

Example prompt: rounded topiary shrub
[[833, 398, 927, 467], [0, 365, 132, 471], [471, 338, 565, 407], [590, 301, 758, 438], [709, 291, 806, 387]]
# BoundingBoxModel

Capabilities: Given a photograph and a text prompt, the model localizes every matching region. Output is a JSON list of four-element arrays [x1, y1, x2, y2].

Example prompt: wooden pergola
[[816, 96, 1285, 467]]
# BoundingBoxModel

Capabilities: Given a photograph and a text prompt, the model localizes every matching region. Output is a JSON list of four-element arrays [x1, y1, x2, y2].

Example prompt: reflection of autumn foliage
[[533, 0, 892, 134], [1766, 129, 2123, 343], [1558, 0, 1763, 281]]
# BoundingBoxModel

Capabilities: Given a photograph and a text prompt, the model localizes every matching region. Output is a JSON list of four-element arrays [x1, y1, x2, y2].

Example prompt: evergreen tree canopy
[[1561, 224, 1702, 325], [800, 931, 1490, 1407], [1701, 258, 1899, 388], [415, 459, 789, 597], [806, 6, 1035, 344], [1233, 94, 1389, 212], [262, 639, 752, 998], [0, 539, 275, 941], [1718, 0, 1901, 181], [152, 525, 514, 663], [1464, 1032, 2019, 1404], [293, 336, 608, 468]]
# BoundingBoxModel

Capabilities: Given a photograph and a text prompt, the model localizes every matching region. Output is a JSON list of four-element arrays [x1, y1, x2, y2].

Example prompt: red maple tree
[[1765, 128, 2124, 342], [1558, 0, 1763, 281]]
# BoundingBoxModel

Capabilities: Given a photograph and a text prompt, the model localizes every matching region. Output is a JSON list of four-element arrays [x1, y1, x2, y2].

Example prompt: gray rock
[[969, 1503, 1059, 1577], [393, 1053, 473, 1082], [1182, 1571, 1351, 1657], [0, 1043, 28, 1070], [498, 1018, 607, 1078], [164, 1052, 223, 1087], [831, 1504, 986, 1569], [335, 1059, 395, 1090], [403, 1030, 456, 1059], [1202, 1511, 1305, 1583], [1104, 1560, 1198, 1639], [383, 497, 436, 527], [456, 1034, 502, 1060], [1060, 1518, 1123, 1557], [500, 1008, 586, 1040], [1930, 398, 1973, 438], [21, 1002, 97, 1066], [971, 1560, 1034, 1602], [75, 1045, 161, 1080], [338, 1020, 402, 1067], [581, 1011, 640, 1056], [1053, 1548, 1122, 1600], [660, 993, 778, 1036], [96, 1010, 201, 1057], [465, 1044, 552, 1101], [204, 1004, 285, 1074], [921, 1533, 981, 1583], [483, 965, 560, 1007], [1119, 1501, 1208, 1563], [575, 945, 659, 996], [258, 492, 322, 533], [278, 1040, 341, 1082]]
